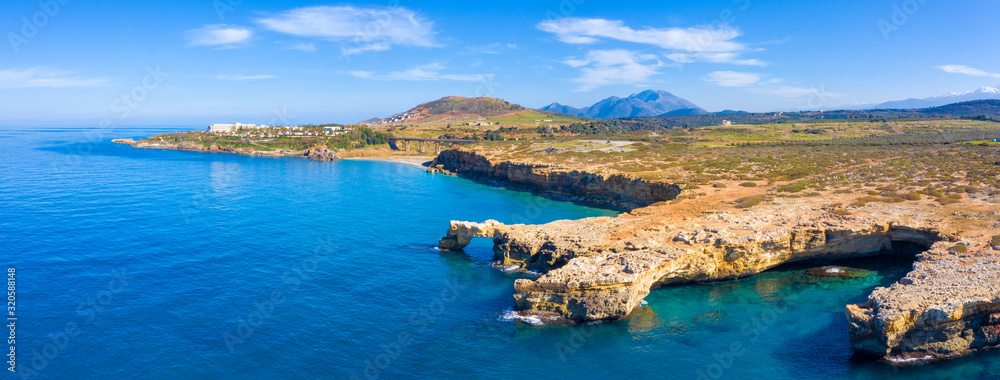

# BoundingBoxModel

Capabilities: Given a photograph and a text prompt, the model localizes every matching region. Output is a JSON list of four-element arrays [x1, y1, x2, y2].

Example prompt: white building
[[208, 123, 258, 133], [721, 120, 733, 127]]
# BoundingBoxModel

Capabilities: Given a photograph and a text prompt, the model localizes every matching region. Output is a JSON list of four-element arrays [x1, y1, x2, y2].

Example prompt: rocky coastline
[[427, 149, 680, 209], [112, 138, 341, 161], [431, 147, 1000, 365]]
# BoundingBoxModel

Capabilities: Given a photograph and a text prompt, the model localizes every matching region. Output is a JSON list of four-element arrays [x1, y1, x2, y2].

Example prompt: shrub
[[850, 196, 886, 207], [777, 181, 813, 193], [903, 192, 922, 201], [936, 197, 960, 206], [990, 235, 1000, 247], [739, 182, 758, 187], [735, 195, 765, 208], [952, 244, 969, 253], [831, 209, 852, 216], [713, 183, 728, 188]]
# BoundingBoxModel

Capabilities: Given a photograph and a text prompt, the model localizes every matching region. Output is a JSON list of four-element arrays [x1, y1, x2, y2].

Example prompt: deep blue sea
[[2, 127, 999, 379]]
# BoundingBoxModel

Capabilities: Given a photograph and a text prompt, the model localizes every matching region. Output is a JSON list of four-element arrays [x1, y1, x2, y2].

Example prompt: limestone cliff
[[438, 185, 1000, 364], [847, 243, 1000, 363], [428, 149, 680, 208]]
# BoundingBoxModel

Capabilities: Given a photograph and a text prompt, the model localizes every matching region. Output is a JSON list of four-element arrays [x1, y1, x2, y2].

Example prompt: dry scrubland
[[459, 120, 1000, 213]]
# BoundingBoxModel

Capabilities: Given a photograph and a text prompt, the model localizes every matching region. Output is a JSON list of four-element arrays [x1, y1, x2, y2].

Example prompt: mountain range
[[874, 86, 1000, 109], [539, 90, 708, 119], [364, 86, 1000, 124]]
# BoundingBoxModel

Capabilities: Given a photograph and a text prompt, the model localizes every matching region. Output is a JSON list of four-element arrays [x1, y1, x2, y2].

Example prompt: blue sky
[[1, 0, 997, 126]]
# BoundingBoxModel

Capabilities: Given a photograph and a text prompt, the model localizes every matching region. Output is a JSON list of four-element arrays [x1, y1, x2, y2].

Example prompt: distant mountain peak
[[538, 89, 705, 119], [876, 86, 1000, 109]]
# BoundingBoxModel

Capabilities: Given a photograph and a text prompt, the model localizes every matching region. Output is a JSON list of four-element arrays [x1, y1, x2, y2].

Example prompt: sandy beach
[[342, 156, 435, 169]]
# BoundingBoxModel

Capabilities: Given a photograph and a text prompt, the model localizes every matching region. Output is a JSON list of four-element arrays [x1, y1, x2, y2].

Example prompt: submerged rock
[[806, 265, 874, 279]]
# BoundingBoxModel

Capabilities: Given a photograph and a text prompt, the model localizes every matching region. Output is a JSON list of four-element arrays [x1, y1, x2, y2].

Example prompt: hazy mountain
[[539, 90, 706, 119], [538, 102, 586, 117], [875, 86, 1000, 109], [662, 108, 709, 116]]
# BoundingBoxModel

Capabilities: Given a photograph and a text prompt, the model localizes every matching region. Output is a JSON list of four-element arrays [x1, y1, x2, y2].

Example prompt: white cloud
[[539, 18, 740, 51], [0, 67, 110, 89], [937, 65, 1000, 79], [466, 43, 517, 55], [769, 86, 820, 97], [703, 71, 761, 87], [767, 85, 844, 99], [538, 18, 762, 65], [349, 63, 488, 82], [282, 42, 317, 52], [256, 6, 437, 55], [563, 49, 661, 92], [216, 75, 275, 80], [666, 52, 766, 66], [186, 24, 252, 47]]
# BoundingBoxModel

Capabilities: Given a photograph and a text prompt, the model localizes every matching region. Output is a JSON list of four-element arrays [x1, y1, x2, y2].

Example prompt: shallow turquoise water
[[2, 127, 998, 379]]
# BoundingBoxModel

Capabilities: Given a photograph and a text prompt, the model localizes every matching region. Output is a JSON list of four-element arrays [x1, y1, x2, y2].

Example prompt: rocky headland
[[112, 138, 341, 161], [432, 147, 1000, 365]]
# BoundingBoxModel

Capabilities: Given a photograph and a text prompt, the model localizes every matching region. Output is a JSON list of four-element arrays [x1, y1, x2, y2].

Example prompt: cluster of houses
[[364, 113, 418, 126], [208, 123, 267, 133], [207, 123, 352, 137]]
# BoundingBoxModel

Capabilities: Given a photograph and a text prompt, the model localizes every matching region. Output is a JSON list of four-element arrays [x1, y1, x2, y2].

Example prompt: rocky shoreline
[[431, 147, 1000, 365], [427, 149, 680, 209], [114, 136, 1000, 365], [112, 138, 341, 161]]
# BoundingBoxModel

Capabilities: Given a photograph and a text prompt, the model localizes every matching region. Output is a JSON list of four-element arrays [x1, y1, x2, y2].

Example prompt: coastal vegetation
[[134, 126, 389, 152]]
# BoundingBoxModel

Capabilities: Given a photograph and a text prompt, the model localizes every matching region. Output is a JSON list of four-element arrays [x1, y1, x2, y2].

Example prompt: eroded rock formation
[[847, 243, 1000, 363], [431, 146, 1000, 364]]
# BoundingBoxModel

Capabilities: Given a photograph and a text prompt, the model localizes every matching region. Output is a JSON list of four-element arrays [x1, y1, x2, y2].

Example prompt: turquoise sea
[[2, 127, 999, 379]]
